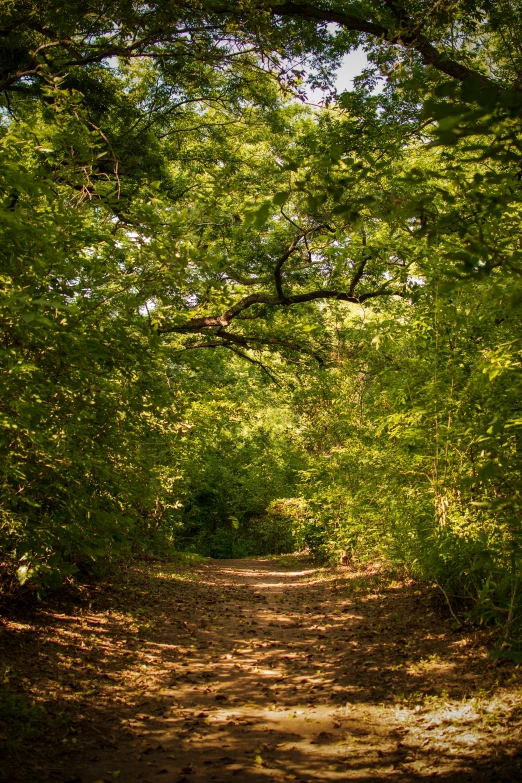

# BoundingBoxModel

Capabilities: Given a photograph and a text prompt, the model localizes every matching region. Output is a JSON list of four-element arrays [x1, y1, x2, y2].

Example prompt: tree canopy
[[1, 0, 522, 643]]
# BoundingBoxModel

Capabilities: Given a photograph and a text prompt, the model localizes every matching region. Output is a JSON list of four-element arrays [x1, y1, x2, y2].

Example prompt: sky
[[335, 47, 371, 91], [306, 47, 384, 102]]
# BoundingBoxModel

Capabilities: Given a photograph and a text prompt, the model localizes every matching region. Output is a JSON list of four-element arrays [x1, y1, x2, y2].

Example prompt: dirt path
[[1, 555, 522, 782]]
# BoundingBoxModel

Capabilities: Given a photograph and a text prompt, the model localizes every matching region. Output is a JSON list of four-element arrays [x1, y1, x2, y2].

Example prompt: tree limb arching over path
[[158, 226, 403, 360], [267, 2, 499, 88], [0, 1, 505, 95]]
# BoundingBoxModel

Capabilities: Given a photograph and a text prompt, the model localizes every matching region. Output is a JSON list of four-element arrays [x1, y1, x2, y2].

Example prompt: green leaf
[[272, 191, 290, 207], [243, 202, 271, 228]]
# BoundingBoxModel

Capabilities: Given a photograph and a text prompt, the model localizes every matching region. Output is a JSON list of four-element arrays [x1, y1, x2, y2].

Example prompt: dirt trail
[[1, 555, 522, 782]]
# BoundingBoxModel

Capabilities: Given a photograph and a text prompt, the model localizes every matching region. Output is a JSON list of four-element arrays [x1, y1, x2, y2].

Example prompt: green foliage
[[284, 282, 522, 641], [0, 88, 183, 589], [175, 386, 301, 558], [1, 0, 522, 648]]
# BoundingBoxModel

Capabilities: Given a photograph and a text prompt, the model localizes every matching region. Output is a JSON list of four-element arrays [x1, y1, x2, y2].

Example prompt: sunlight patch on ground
[[2, 556, 522, 781]]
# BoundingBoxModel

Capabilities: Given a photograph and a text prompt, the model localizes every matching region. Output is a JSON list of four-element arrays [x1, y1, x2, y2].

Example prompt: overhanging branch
[[267, 2, 499, 89], [216, 329, 325, 364], [1, 2, 501, 95], [159, 285, 397, 335]]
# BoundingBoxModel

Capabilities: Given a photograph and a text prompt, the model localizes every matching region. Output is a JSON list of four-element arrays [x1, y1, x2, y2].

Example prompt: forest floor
[[1, 555, 522, 782]]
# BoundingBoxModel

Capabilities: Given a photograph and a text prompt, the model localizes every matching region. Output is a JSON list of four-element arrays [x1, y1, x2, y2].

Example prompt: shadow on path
[[1, 556, 521, 782]]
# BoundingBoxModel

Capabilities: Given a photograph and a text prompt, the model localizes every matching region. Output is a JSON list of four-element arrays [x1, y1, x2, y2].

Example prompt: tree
[[1, 1, 522, 646]]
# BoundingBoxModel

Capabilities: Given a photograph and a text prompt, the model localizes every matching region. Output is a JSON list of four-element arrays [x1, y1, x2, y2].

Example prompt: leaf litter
[[1, 555, 522, 781]]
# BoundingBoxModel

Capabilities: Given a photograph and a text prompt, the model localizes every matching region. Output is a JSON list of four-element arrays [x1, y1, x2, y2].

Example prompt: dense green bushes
[[274, 282, 522, 640], [174, 391, 301, 558]]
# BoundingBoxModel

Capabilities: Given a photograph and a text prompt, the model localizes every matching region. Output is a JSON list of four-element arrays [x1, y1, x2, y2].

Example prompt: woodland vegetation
[[2, 0, 522, 648]]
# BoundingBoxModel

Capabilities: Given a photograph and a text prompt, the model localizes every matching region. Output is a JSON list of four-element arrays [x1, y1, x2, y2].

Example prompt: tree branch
[[1, 2, 499, 96], [224, 273, 272, 286], [176, 340, 281, 383], [216, 329, 324, 364], [222, 345, 281, 384], [274, 226, 323, 300], [159, 284, 398, 335], [349, 232, 369, 296], [267, 2, 499, 88]]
